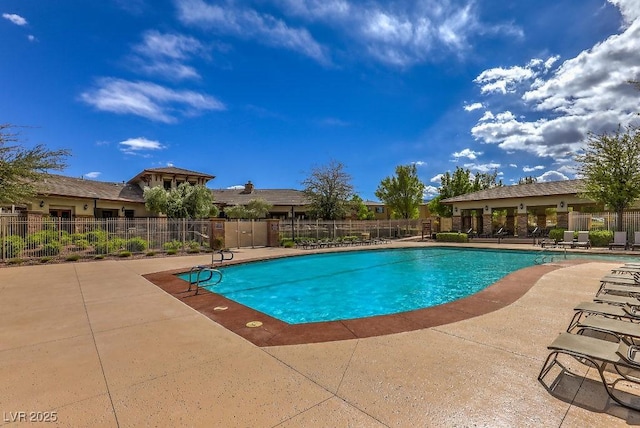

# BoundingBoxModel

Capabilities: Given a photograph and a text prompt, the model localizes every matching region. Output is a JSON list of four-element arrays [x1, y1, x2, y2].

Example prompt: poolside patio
[[1, 242, 639, 426]]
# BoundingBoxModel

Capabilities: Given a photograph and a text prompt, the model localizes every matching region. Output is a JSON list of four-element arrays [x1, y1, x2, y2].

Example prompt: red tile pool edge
[[144, 260, 583, 347]]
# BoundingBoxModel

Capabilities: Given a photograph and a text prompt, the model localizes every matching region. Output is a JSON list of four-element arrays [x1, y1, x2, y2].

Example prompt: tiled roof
[[441, 179, 585, 203], [211, 188, 309, 206], [38, 174, 145, 202], [127, 166, 214, 184]]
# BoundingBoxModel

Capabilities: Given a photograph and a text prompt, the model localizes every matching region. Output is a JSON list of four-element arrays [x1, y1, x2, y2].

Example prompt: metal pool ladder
[[187, 265, 222, 295]]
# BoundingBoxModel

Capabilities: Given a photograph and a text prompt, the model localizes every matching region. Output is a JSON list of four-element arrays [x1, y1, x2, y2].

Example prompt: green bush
[[25, 230, 58, 247], [41, 242, 61, 256], [94, 237, 125, 254], [188, 240, 200, 250], [2, 235, 25, 259], [212, 237, 224, 250], [39, 257, 52, 263], [589, 230, 614, 247], [118, 251, 132, 258], [280, 238, 295, 248], [86, 229, 109, 243], [7, 258, 25, 265], [163, 240, 183, 252], [548, 228, 567, 242], [435, 233, 469, 243], [125, 237, 148, 252], [145, 251, 156, 257], [74, 239, 90, 250], [166, 249, 178, 255], [66, 254, 81, 262]]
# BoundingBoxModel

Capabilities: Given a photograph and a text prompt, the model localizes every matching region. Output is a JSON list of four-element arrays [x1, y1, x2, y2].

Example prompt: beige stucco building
[[441, 179, 601, 236]]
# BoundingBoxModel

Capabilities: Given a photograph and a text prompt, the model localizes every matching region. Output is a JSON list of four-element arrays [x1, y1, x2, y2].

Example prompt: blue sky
[[2, 1, 640, 200]]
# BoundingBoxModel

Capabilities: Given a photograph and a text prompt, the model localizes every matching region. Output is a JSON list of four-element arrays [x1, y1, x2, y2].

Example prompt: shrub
[[166, 249, 178, 255], [145, 251, 156, 257], [212, 237, 225, 250], [589, 230, 614, 247], [163, 240, 183, 252], [86, 229, 109, 243], [66, 254, 81, 262], [94, 237, 126, 255], [435, 233, 469, 243], [7, 258, 25, 265], [39, 257, 52, 263], [548, 228, 567, 243], [118, 251, 132, 258], [125, 237, 148, 252], [2, 235, 25, 259], [25, 230, 58, 247], [74, 239, 90, 250], [281, 239, 295, 248], [41, 242, 61, 256], [188, 240, 200, 250], [94, 254, 105, 260]]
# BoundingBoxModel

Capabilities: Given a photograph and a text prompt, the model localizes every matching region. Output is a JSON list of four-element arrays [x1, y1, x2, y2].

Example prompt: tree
[[224, 198, 272, 219], [302, 160, 354, 220], [144, 183, 214, 218], [575, 125, 640, 231], [518, 176, 538, 185], [350, 195, 375, 220], [427, 167, 502, 217], [375, 164, 425, 219], [0, 124, 69, 204]]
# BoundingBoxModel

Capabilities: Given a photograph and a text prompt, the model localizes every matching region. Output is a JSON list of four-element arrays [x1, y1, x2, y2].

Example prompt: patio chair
[[609, 231, 628, 250], [539, 332, 640, 411], [573, 231, 591, 249], [493, 227, 507, 238], [557, 230, 575, 248], [633, 232, 640, 251], [568, 302, 640, 331], [465, 227, 477, 238]]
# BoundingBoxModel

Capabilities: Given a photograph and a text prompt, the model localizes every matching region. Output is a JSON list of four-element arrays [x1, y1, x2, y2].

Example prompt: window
[[124, 210, 135, 218], [49, 209, 71, 219], [375, 207, 384, 213], [163, 180, 172, 190]]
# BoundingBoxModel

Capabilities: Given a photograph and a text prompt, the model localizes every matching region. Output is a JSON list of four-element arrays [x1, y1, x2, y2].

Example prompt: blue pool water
[[179, 247, 547, 324]]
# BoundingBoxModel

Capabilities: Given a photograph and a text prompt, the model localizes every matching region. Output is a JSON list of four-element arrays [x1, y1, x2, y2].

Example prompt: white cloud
[[178, 0, 521, 68], [509, 163, 517, 168], [2, 13, 27, 26], [452, 148, 482, 160], [430, 173, 443, 183], [474, 57, 558, 95], [175, 0, 330, 65], [80, 77, 225, 123], [84, 172, 101, 179], [463, 162, 501, 173], [537, 170, 569, 182], [423, 185, 439, 199], [27, 34, 36, 42], [464, 102, 483, 112], [227, 185, 245, 189], [522, 165, 545, 172], [412, 160, 427, 166], [119, 137, 165, 155], [471, 4, 640, 161], [131, 30, 205, 80]]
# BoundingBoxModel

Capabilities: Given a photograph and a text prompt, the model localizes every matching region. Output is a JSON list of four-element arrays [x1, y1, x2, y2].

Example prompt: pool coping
[[144, 254, 586, 347]]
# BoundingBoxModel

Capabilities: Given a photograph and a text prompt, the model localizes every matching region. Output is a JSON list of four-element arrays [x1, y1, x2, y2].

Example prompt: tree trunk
[[617, 209, 624, 231]]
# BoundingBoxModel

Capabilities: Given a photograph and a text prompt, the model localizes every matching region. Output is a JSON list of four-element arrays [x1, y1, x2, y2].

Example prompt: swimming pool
[[179, 247, 545, 324]]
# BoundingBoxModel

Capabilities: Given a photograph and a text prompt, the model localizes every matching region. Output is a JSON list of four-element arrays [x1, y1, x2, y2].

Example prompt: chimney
[[242, 180, 254, 194]]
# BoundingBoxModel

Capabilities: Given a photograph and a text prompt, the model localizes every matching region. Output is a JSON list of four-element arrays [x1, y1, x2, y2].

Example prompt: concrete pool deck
[[2, 241, 640, 426]]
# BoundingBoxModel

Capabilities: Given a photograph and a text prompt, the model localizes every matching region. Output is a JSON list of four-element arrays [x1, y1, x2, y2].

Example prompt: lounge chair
[[557, 230, 575, 248], [465, 228, 477, 238], [539, 332, 640, 411], [493, 227, 507, 238], [609, 231, 628, 250], [573, 231, 591, 249], [633, 232, 640, 251], [568, 302, 640, 330]]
